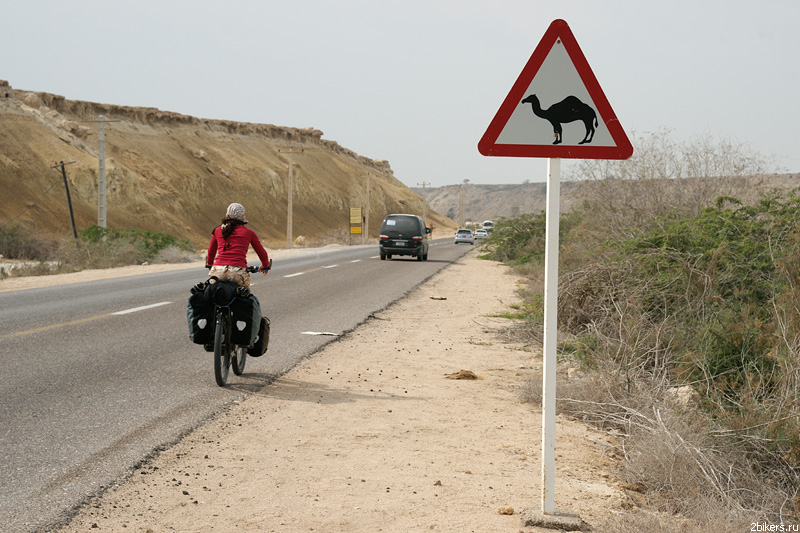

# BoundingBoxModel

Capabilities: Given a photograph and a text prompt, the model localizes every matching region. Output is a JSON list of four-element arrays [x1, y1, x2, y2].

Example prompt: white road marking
[[323, 264, 338, 269], [284, 272, 304, 278], [112, 302, 172, 315], [350, 259, 361, 263]]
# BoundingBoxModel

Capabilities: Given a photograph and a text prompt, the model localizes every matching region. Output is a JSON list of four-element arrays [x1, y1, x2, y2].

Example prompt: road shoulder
[[60, 251, 627, 532]]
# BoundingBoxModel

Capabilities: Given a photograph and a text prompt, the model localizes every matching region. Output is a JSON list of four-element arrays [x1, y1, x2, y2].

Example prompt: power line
[[0, 175, 62, 229]]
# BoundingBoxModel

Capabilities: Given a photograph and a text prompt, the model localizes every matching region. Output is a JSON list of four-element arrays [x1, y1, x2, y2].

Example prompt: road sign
[[478, 19, 632, 160], [350, 207, 363, 234]]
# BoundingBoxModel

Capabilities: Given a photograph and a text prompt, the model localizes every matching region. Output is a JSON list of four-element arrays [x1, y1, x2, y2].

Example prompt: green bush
[[481, 211, 581, 265], [79, 225, 193, 261], [0, 224, 195, 278]]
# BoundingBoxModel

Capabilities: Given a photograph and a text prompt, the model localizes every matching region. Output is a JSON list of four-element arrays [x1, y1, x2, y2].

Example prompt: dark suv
[[379, 214, 430, 261]]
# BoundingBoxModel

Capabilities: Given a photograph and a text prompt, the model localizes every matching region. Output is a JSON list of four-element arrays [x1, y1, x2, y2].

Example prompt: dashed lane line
[[0, 314, 112, 339], [112, 301, 172, 315], [2, 301, 173, 339]]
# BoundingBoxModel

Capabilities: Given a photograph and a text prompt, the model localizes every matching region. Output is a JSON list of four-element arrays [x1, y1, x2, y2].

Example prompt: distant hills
[[414, 174, 800, 226]]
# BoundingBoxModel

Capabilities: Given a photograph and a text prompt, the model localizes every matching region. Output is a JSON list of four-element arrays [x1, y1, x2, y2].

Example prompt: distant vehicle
[[474, 229, 488, 240], [454, 228, 475, 245], [379, 214, 430, 261], [482, 220, 494, 234]]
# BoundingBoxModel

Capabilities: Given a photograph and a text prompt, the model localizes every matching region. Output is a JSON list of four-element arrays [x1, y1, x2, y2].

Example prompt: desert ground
[[8, 249, 639, 532]]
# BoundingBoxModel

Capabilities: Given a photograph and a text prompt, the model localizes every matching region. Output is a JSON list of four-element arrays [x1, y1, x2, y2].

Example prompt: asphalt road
[[0, 238, 474, 532]]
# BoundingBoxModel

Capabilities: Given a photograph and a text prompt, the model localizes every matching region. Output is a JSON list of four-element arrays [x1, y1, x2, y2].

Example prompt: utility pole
[[51, 161, 78, 239], [364, 172, 370, 245], [99, 117, 106, 228], [84, 115, 119, 229], [458, 183, 465, 228], [416, 181, 430, 220], [278, 147, 304, 248]]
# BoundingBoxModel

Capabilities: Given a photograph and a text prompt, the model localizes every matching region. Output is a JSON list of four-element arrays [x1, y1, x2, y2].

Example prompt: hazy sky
[[4, 0, 798, 187]]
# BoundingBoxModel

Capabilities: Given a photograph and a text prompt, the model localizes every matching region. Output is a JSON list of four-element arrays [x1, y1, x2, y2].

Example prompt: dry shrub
[[56, 238, 143, 269], [568, 129, 778, 242], [508, 130, 799, 527], [549, 371, 795, 525]]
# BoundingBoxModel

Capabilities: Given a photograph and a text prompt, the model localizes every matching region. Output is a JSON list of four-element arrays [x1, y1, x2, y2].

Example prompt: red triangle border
[[478, 19, 633, 160]]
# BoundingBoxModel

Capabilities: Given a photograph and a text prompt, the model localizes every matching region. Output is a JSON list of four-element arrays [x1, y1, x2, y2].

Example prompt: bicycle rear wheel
[[232, 346, 247, 375], [213, 317, 231, 386]]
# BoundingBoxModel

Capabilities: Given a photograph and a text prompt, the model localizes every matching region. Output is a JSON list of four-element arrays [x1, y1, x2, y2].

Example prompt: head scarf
[[225, 203, 248, 223]]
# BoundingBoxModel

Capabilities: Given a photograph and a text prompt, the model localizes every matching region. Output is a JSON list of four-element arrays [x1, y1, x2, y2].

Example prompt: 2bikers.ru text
[[751, 523, 799, 532]]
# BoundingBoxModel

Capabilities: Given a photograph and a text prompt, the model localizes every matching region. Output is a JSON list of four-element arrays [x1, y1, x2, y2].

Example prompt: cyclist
[[205, 202, 270, 288]]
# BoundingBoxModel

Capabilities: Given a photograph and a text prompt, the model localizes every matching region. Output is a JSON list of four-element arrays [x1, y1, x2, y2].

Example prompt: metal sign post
[[541, 157, 560, 513]]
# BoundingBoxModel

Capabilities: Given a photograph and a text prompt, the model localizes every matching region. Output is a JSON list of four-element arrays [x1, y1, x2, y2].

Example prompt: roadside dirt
[[52, 250, 633, 532]]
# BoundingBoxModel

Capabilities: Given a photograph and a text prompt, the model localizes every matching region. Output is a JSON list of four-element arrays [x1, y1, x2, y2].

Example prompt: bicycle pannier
[[187, 291, 214, 344], [248, 316, 270, 357], [229, 294, 261, 346]]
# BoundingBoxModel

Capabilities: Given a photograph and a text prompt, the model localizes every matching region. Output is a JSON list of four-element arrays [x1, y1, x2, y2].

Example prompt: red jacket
[[206, 224, 270, 268]]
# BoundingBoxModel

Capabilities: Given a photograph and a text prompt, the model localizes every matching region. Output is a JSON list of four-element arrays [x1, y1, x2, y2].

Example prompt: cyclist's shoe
[[204, 344, 213, 352]]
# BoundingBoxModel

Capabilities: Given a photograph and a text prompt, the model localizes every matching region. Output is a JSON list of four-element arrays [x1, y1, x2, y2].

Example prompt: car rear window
[[382, 217, 421, 235]]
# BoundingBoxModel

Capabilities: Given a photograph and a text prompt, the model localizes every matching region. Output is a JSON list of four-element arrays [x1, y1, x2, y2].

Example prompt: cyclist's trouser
[[208, 265, 250, 287]]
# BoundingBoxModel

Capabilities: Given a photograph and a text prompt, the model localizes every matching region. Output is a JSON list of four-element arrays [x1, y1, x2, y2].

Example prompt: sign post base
[[522, 508, 585, 531]]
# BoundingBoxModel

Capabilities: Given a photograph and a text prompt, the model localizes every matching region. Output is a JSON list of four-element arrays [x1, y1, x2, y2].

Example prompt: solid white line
[[323, 264, 338, 269], [284, 272, 304, 278], [112, 302, 172, 315]]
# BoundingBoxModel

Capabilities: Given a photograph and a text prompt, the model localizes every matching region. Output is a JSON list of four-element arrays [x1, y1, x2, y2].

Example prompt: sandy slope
[[54, 250, 631, 532]]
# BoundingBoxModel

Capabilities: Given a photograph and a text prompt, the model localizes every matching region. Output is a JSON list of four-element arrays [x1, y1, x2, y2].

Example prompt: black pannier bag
[[229, 294, 261, 347], [187, 290, 215, 344], [247, 317, 270, 357], [204, 278, 237, 306]]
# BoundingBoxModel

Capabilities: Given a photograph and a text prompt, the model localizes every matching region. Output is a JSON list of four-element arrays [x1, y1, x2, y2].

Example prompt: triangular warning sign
[[478, 19, 632, 160]]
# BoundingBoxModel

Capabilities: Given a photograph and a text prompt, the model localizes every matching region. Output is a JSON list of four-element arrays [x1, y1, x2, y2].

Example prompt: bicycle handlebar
[[206, 259, 272, 273], [246, 259, 272, 273]]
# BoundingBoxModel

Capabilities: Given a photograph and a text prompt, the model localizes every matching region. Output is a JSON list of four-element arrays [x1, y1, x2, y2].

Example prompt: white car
[[474, 229, 488, 240], [454, 229, 474, 245]]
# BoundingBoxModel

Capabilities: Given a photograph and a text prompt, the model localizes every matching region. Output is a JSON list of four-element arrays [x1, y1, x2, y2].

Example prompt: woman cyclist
[[206, 202, 270, 287]]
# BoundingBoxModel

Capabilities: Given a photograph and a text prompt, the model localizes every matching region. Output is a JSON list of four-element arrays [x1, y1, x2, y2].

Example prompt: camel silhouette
[[521, 94, 597, 145]]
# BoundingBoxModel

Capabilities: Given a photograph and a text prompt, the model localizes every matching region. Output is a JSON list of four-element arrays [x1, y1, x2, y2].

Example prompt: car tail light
[[380, 235, 389, 241], [412, 236, 422, 241]]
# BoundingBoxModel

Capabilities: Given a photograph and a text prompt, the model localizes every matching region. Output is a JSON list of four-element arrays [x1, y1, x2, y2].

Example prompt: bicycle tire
[[232, 346, 247, 375], [213, 316, 230, 386]]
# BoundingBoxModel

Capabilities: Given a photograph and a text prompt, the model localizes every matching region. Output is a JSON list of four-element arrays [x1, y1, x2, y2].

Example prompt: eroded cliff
[[0, 81, 452, 247]]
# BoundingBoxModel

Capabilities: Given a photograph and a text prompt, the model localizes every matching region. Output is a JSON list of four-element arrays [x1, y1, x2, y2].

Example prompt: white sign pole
[[541, 157, 560, 514], [98, 115, 107, 229]]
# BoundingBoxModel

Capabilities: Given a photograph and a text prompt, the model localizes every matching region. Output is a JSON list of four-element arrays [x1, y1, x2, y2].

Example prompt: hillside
[[0, 81, 455, 248]]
